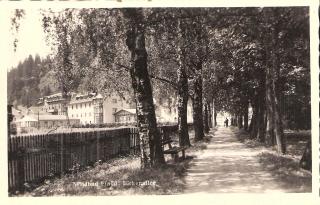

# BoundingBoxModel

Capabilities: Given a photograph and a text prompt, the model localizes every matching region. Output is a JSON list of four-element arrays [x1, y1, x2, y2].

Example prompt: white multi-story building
[[67, 93, 104, 125], [31, 92, 195, 126], [67, 93, 134, 125]]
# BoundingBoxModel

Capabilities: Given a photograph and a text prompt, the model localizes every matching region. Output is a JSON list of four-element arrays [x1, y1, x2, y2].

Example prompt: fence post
[[17, 146, 25, 190], [96, 130, 101, 163], [126, 128, 130, 154], [60, 133, 65, 177]]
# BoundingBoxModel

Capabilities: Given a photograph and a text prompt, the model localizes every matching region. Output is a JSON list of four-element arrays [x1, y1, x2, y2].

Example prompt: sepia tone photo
[[3, 3, 316, 199]]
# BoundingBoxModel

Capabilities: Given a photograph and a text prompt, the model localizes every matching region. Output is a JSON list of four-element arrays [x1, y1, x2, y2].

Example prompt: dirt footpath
[[183, 126, 311, 193]]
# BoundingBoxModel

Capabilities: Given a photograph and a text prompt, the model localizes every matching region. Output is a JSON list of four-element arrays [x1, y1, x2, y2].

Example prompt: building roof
[[69, 93, 103, 105], [69, 98, 94, 105], [37, 92, 67, 104], [94, 93, 103, 99], [114, 109, 136, 115], [38, 114, 78, 121], [17, 105, 28, 115], [12, 108, 22, 116], [27, 106, 49, 115]]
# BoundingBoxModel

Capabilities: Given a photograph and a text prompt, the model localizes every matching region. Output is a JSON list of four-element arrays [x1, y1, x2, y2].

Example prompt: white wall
[[103, 95, 132, 123], [67, 102, 95, 124], [155, 97, 193, 123]]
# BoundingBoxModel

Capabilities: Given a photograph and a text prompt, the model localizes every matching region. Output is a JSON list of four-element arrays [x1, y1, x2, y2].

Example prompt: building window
[[72, 105, 73, 109], [85, 103, 86, 108], [80, 104, 82, 108], [112, 99, 117, 103], [85, 113, 86, 117], [81, 113, 82, 117], [76, 104, 78, 109], [72, 114, 73, 117], [112, 108, 117, 113]]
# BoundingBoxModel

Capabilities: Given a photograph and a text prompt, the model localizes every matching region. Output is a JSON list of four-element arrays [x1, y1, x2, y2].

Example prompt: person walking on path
[[224, 118, 229, 127]]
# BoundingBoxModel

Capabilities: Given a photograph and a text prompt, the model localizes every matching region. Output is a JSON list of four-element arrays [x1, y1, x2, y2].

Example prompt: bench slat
[[163, 146, 187, 154], [161, 139, 173, 145]]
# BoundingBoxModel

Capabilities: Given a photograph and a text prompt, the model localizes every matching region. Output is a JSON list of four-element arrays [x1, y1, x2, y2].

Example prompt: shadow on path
[[183, 126, 311, 194]]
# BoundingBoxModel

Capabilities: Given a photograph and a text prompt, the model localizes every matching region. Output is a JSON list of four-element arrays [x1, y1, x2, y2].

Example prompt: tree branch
[[149, 74, 178, 90]]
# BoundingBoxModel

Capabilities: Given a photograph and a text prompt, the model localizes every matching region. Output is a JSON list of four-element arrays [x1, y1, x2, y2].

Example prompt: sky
[[0, 8, 52, 71]]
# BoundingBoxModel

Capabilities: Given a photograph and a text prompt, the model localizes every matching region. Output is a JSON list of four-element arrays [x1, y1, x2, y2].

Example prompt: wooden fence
[[8, 124, 186, 193]]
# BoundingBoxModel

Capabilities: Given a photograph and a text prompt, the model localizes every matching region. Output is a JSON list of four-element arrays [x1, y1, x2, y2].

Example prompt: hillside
[[7, 55, 59, 107]]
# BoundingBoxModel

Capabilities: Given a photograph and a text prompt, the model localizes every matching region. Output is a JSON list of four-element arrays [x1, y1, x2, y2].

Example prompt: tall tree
[[123, 8, 165, 167], [42, 8, 165, 168]]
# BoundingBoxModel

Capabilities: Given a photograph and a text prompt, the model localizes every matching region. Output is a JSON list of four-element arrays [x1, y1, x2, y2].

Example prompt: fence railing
[[8, 124, 192, 193]]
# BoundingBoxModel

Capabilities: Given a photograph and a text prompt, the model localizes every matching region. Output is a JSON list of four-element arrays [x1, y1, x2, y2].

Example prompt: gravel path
[[183, 126, 310, 193]]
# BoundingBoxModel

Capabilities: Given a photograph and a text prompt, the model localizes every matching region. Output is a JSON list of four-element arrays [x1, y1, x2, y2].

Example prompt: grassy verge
[[232, 127, 311, 192], [18, 129, 215, 196], [20, 155, 188, 196], [258, 151, 312, 192]]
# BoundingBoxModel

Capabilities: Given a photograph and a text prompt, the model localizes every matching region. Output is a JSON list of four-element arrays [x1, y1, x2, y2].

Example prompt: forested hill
[[7, 54, 59, 107]]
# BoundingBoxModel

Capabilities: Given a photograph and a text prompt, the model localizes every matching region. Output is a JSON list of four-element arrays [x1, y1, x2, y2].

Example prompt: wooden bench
[[161, 138, 187, 162]]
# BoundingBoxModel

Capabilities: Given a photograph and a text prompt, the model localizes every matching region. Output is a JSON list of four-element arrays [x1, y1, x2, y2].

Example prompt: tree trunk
[[232, 115, 236, 126], [125, 8, 165, 168], [208, 101, 213, 128], [257, 90, 266, 143], [264, 54, 276, 146], [214, 111, 217, 126], [271, 58, 286, 153], [192, 62, 205, 141], [176, 18, 191, 147], [212, 100, 217, 127], [192, 17, 205, 141], [249, 104, 258, 139], [237, 114, 243, 129], [300, 139, 311, 171], [265, 8, 286, 154], [243, 99, 249, 131], [271, 30, 286, 153], [203, 99, 209, 134], [257, 105, 266, 143]]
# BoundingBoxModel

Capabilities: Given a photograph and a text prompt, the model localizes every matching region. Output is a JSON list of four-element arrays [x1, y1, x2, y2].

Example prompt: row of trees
[[207, 8, 310, 154], [12, 7, 309, 168]]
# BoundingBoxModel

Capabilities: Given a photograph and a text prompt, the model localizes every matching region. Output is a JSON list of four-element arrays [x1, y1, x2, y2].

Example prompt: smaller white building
[[103, 94, 134, 123], [114, 109, 136, 123], [14, 114, 80, 133], [15, 115, 38, 128]]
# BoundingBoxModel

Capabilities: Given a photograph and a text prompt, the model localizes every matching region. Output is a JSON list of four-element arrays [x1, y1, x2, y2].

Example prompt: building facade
[[36, 93, 69, 115], [154, 96, 193, 123], [114, 109, 136, 123], [102, 94, 134, 123], [67, 93, 104, 125], [32, 92, 134, 125], [14, 114, 80, 133]]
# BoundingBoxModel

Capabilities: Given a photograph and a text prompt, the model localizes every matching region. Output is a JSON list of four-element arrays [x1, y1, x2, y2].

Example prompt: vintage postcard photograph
[[1, 0, 319, 205]]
